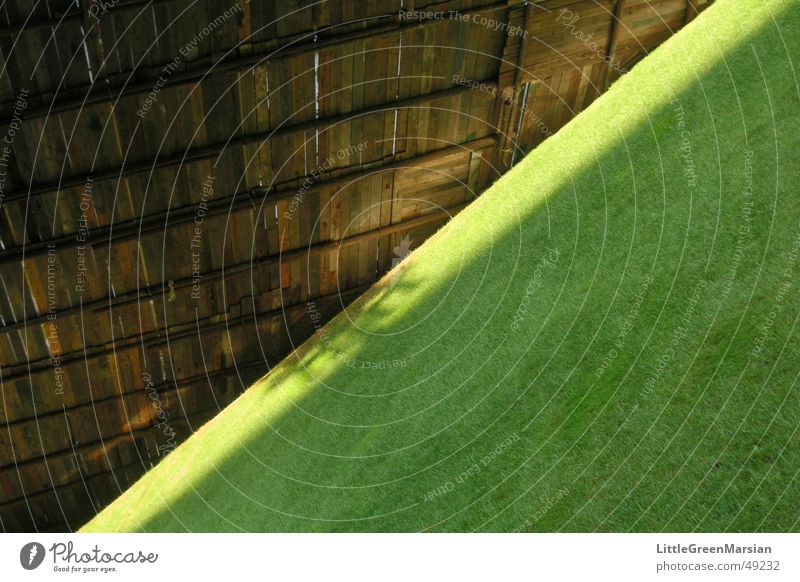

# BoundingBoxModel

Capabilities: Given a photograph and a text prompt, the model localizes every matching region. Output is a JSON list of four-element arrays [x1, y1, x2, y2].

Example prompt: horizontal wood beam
[[0, 203, 463, 381], [0, 133, 495, 268], [1, 284, 369, 439], [0, 2, 506, 124], [0, 79, 498, 216]]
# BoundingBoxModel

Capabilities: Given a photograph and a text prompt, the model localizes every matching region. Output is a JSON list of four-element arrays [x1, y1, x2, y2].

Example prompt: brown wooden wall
[[0, 0, 712, 531]]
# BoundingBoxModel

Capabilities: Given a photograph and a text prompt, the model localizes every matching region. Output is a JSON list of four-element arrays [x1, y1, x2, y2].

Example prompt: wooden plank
[[603, 0, 627, 90]]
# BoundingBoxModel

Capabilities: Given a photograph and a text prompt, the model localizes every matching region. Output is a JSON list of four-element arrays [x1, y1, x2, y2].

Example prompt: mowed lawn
[[84, 0, 800, 532]]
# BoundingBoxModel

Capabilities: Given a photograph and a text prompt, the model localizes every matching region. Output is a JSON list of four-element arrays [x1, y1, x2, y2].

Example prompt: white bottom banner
[[1, 533, 797, 581]]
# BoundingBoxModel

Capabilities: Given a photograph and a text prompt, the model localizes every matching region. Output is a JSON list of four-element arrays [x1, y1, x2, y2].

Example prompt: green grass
[[84, 0, 800, 532]]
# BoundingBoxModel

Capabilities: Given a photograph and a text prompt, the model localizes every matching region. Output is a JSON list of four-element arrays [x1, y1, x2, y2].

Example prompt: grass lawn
[[84, 0, 800, 532]]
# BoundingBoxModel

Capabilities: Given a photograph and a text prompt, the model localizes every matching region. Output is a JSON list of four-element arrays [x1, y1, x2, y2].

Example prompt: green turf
[[84, 0, 800, 532]]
